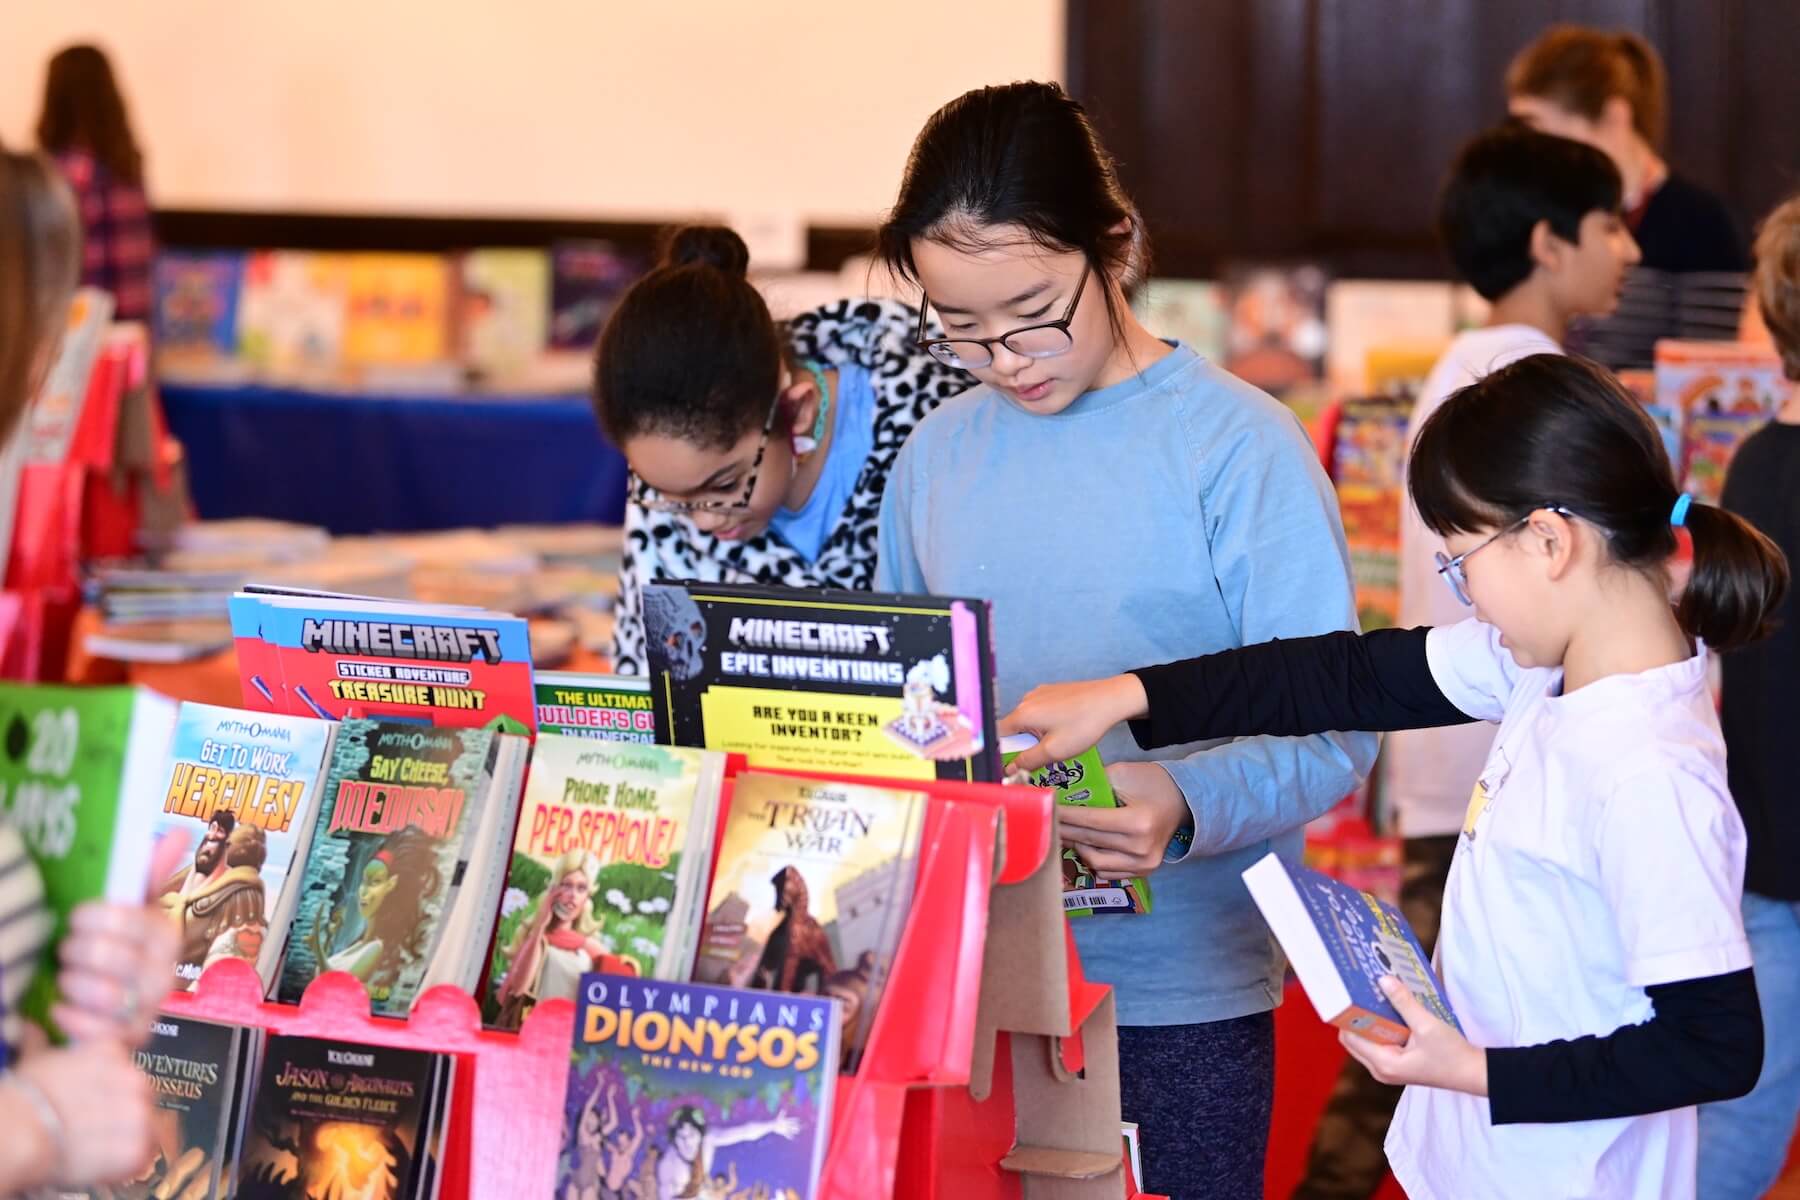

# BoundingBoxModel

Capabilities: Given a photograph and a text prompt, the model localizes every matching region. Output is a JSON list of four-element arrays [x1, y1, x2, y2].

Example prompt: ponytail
[[1409, 354, 1788, 653], [661, 224, 751, 277], [1675, 502, 1789, 651], [1506, 24, 1669, 150], [1609, 32, 1667, 150]]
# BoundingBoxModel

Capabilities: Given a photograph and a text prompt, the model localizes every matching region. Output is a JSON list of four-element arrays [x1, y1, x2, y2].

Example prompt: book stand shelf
[[162, 774, 1166, 1199]]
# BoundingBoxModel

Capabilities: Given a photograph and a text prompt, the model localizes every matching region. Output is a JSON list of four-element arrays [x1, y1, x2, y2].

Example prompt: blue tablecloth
[[159, 382, 629, 534]]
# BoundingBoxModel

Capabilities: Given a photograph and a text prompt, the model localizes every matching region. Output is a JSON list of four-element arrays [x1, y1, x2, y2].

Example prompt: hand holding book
[[1057, 762, 1190, 879], [53, 826, 189, 1046], [1341, 975, 1489, 1098], [998, 674, 1148, 774], [51, 901, 181, 1046], [0, 829, 188, 1196]]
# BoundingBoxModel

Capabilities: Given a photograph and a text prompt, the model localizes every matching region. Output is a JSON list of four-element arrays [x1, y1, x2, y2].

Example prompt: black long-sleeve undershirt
[[1487, 969, 1762, 1123], [1128, 627, 1470, 751], [1122, 626, 1764, 1122]]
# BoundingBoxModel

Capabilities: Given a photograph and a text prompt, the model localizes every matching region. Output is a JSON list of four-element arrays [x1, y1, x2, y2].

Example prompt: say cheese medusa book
[[643, 582, 999, 783], [693, 772, 923, 1073], [278, 720, 506, 1013], [559, 974, 836, 1200]]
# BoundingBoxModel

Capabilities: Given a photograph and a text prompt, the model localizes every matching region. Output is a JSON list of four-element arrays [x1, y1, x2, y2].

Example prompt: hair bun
[[662, 225, 751, 277]]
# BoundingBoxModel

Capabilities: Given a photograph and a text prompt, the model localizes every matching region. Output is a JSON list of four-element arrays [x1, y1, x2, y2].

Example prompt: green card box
[[1001, 738, 1151, 917], [0, 683, 179, 1028]]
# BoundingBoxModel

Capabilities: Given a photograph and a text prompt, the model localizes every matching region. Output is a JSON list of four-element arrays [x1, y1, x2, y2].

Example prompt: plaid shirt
[[54, 149, 155, 321]]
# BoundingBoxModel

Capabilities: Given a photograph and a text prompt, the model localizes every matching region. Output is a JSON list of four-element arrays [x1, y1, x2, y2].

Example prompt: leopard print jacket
[[612, 298, 972, 674]]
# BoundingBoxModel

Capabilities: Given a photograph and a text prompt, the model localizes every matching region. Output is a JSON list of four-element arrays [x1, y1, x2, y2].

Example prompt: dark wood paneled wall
[[1066, 1, 1800, 279]]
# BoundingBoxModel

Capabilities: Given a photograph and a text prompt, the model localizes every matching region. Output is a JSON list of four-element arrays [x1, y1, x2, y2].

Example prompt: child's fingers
[[1055, 804, 1138, 835], [1339, 1029, 1375, 1069], [66, 902, 147, 939], [58, 965, 134, 1016], [1008, 742, 1058, 773], [1379, 975, 1434, 1030], [50, 1000, 122, 1043], [1095, 866, 1159, 882], [60, 928, 140, 975], [1073, 846, 1157, 875], [1057, 821, 1140, 856], [1339, 1029, 1404, 1083]]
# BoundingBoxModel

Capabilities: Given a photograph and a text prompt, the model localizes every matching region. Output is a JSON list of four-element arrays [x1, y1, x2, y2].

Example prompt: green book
[[533, 670, 660, 744], [0, 683, 180, 1030], [1001, 736, 1152, 917]]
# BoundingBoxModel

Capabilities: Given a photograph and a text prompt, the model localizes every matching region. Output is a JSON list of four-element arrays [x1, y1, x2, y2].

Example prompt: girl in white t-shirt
[[1002, 352, 1785, 1200]]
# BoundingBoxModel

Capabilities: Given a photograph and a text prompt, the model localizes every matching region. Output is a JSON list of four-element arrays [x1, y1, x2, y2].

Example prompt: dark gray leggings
[[1118, 1009, 1276, 1200]]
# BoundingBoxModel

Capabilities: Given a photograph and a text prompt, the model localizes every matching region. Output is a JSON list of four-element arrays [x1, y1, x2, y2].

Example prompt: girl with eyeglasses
[[872, 81, 1376, 1198], [595, 225, 972, 674], [1003, 353, 1784, 1200]]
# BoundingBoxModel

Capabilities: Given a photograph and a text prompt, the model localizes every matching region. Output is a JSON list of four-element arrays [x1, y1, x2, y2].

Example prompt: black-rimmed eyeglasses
[[628, 387, 784, 515], [915, 265, 1089, 370]]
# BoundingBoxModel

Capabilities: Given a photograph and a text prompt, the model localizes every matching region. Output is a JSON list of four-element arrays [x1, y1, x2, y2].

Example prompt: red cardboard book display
[[161, 771, 1163, 1200], [769, 771, 1151, 1200], [5, 326, 175, 679], [162, 959, 567, 1199]]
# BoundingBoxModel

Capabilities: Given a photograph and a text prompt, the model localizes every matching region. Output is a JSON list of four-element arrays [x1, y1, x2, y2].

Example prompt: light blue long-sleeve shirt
[[876, 343, 1377, 1026]]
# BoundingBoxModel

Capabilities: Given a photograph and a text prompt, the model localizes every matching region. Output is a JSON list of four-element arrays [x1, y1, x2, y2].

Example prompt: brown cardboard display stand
[[898, 802, 1154, 1200], [989, 827, 1130, 1198]]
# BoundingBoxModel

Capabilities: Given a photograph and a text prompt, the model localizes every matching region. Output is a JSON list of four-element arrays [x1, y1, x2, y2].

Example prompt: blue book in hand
[[1242, 852, 1459, 1045]]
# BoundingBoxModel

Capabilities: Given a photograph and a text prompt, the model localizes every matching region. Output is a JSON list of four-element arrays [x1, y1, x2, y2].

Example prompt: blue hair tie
[[1670, 493, 1694, 528]]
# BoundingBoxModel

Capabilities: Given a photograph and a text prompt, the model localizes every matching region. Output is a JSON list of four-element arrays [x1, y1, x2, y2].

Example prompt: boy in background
[[1295, 123, 1640, 1200]]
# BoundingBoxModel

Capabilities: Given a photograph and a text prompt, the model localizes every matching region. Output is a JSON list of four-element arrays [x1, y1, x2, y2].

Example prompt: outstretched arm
[[1005, 627, 1473, 773], [1128, 626, 1475, 749]]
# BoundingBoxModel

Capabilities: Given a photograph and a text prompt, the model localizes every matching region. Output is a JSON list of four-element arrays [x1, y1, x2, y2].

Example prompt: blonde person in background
[[1507, 25, 1748, 370], [1507, 25, 1744, 277], [1697, 194, 1800, 1199], [0, 144, 183, 1198]]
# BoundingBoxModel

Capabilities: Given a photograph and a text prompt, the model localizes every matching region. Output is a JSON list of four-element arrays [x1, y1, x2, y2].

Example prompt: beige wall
[[1, 0, 1062, 225]]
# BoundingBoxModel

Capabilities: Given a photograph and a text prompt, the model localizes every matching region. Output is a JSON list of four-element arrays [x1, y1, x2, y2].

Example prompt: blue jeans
[[1698, 891, 1800, 1199]]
